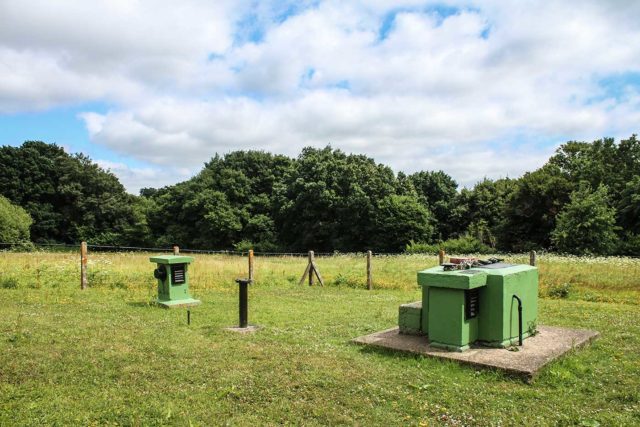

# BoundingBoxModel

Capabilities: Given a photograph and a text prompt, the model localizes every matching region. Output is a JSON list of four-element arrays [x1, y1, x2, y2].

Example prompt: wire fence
[[0, 241, 399, 257], [0, 241, 385, 290], [0, 242, 536, 290]]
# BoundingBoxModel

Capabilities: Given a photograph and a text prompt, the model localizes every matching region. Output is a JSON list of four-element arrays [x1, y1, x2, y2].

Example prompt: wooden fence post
[[297, 250, 324, 286], [248, 249, 254, 282], [80, 241, 88, 290], [529, 250, 537, 267], [173, 245, 180, 255], [438, 249, 445, 266], [308, 250, 315, 286], [366, 250, 372, 290]]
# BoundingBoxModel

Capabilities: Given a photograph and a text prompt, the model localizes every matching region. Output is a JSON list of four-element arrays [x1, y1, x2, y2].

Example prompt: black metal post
[[512, 295, 523, 346], [187, 309, 191, 325], [236, 278, 250, 328]]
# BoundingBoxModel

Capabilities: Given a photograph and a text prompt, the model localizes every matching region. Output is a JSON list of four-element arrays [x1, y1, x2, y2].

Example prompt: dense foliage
[[0, 141, 145, 244], [551, 184, 619, 255], [1, 135, 639, 254], [146, 151, 293, 251], [0, 195, 32, 243], [274, 147, 427, 252]]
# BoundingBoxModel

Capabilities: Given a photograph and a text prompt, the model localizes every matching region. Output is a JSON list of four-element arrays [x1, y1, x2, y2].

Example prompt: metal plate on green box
[[476, 263, 515, 269]]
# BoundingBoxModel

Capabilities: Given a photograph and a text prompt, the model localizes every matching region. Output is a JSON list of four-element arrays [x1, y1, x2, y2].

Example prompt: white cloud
[[2, 0, 640, 189], [0, 0, 237, 111], [94, 159, 192, 195]]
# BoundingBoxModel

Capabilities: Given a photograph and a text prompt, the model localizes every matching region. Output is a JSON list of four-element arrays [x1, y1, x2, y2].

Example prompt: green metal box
[[150, 255, 201, 308], [476, 265, 538, 347], [415, 263, 538, 351]]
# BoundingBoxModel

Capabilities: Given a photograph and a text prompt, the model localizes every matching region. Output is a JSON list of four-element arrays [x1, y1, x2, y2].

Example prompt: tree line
[[0, 137, 638, 255]]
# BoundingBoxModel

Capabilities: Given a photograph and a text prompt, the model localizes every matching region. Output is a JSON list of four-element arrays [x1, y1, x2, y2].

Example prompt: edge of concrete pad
[[156, 299, 202, 309], [352, 325, 599, 382]]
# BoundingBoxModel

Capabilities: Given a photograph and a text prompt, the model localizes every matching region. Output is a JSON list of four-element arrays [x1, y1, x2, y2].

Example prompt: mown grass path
[[1, 252, 639, 425]]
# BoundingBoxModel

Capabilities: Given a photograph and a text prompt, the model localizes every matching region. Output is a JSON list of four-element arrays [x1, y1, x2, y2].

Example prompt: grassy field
[[1, 251, 639, 425]]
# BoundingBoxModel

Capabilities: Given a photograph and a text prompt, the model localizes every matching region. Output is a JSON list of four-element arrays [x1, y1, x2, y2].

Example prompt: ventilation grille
[[171, 264, 186, 285], [465, 288, 480, 320]]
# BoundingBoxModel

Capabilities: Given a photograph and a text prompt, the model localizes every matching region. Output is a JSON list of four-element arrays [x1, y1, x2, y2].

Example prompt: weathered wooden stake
[[297, 250, 325, 286], [438, 249, 445, 266], [173, 245, 180, 255], [308, 250, 315, 286], [80, 241, 88, 290], [366, 250, 372, 290], [529, 250, 537, 267], [248, 249, 254, 283], [312, 251, 324, 286]]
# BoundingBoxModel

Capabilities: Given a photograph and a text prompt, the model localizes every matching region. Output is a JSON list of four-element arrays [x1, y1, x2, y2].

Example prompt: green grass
[[1, 251, 639, 425]]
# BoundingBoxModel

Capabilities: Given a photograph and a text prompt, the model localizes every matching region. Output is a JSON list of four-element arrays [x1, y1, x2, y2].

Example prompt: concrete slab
[[352, 325, 599, 382]]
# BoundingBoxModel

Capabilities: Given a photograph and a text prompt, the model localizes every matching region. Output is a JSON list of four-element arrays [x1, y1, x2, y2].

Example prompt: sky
[[1, 0, 640, 194]]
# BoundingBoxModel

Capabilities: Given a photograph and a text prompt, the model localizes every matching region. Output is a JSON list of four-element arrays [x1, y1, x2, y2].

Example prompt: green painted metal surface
[[150, 255, 200, 308], [418, 267, 487, 341], [421, 284, 429, 333], [428, 287, 478, 351], [413, 263, 538, 351], [398, 301, 422, 335], [477, 265, 538, 347], [418, 268, 488, 290]]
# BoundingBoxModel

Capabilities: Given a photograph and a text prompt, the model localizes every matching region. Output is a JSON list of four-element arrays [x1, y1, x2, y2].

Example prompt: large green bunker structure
[[399, 262, 538, 351], [150, 255, 201, 308]]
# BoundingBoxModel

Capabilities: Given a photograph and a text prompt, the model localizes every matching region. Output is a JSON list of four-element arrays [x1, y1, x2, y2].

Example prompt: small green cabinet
[[150, 255, 201, 308]]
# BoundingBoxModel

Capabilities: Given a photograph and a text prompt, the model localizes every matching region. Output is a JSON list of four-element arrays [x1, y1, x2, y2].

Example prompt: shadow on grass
[[127, 301, 157, 308]]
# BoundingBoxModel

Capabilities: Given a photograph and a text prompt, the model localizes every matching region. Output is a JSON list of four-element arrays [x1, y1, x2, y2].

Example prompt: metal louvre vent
[[171, 264, 186, 285], [465, 288, 480, 320]]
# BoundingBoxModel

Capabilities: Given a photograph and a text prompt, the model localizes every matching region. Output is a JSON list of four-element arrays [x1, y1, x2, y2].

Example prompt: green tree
[[499, 165, 573, 251], [147, 151, 293, 250], [617, 176, 640, 234], [0, 195, 32, 243], [452, 178, 516, 247], [372, 195, 434, 252], [551, 184, 619, 255], [614, 176, 640, 255], [549, 135, 640, 206], [120, 196, 155, 247], [408, 171, 458, 238], [0, 141, 145, 244], [395, 172, 417, 197], [275, 146, 397, 251]]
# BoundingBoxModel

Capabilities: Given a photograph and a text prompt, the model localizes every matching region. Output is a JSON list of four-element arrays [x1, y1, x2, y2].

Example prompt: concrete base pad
[[352, 325, 599, 382], [224, 325, 261, 334], [156, 298, 201, 309]]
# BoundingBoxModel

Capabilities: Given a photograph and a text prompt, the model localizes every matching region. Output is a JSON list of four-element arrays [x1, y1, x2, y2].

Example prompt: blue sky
[[0, 102, 124, 162], [1, 1, 639, 193]]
